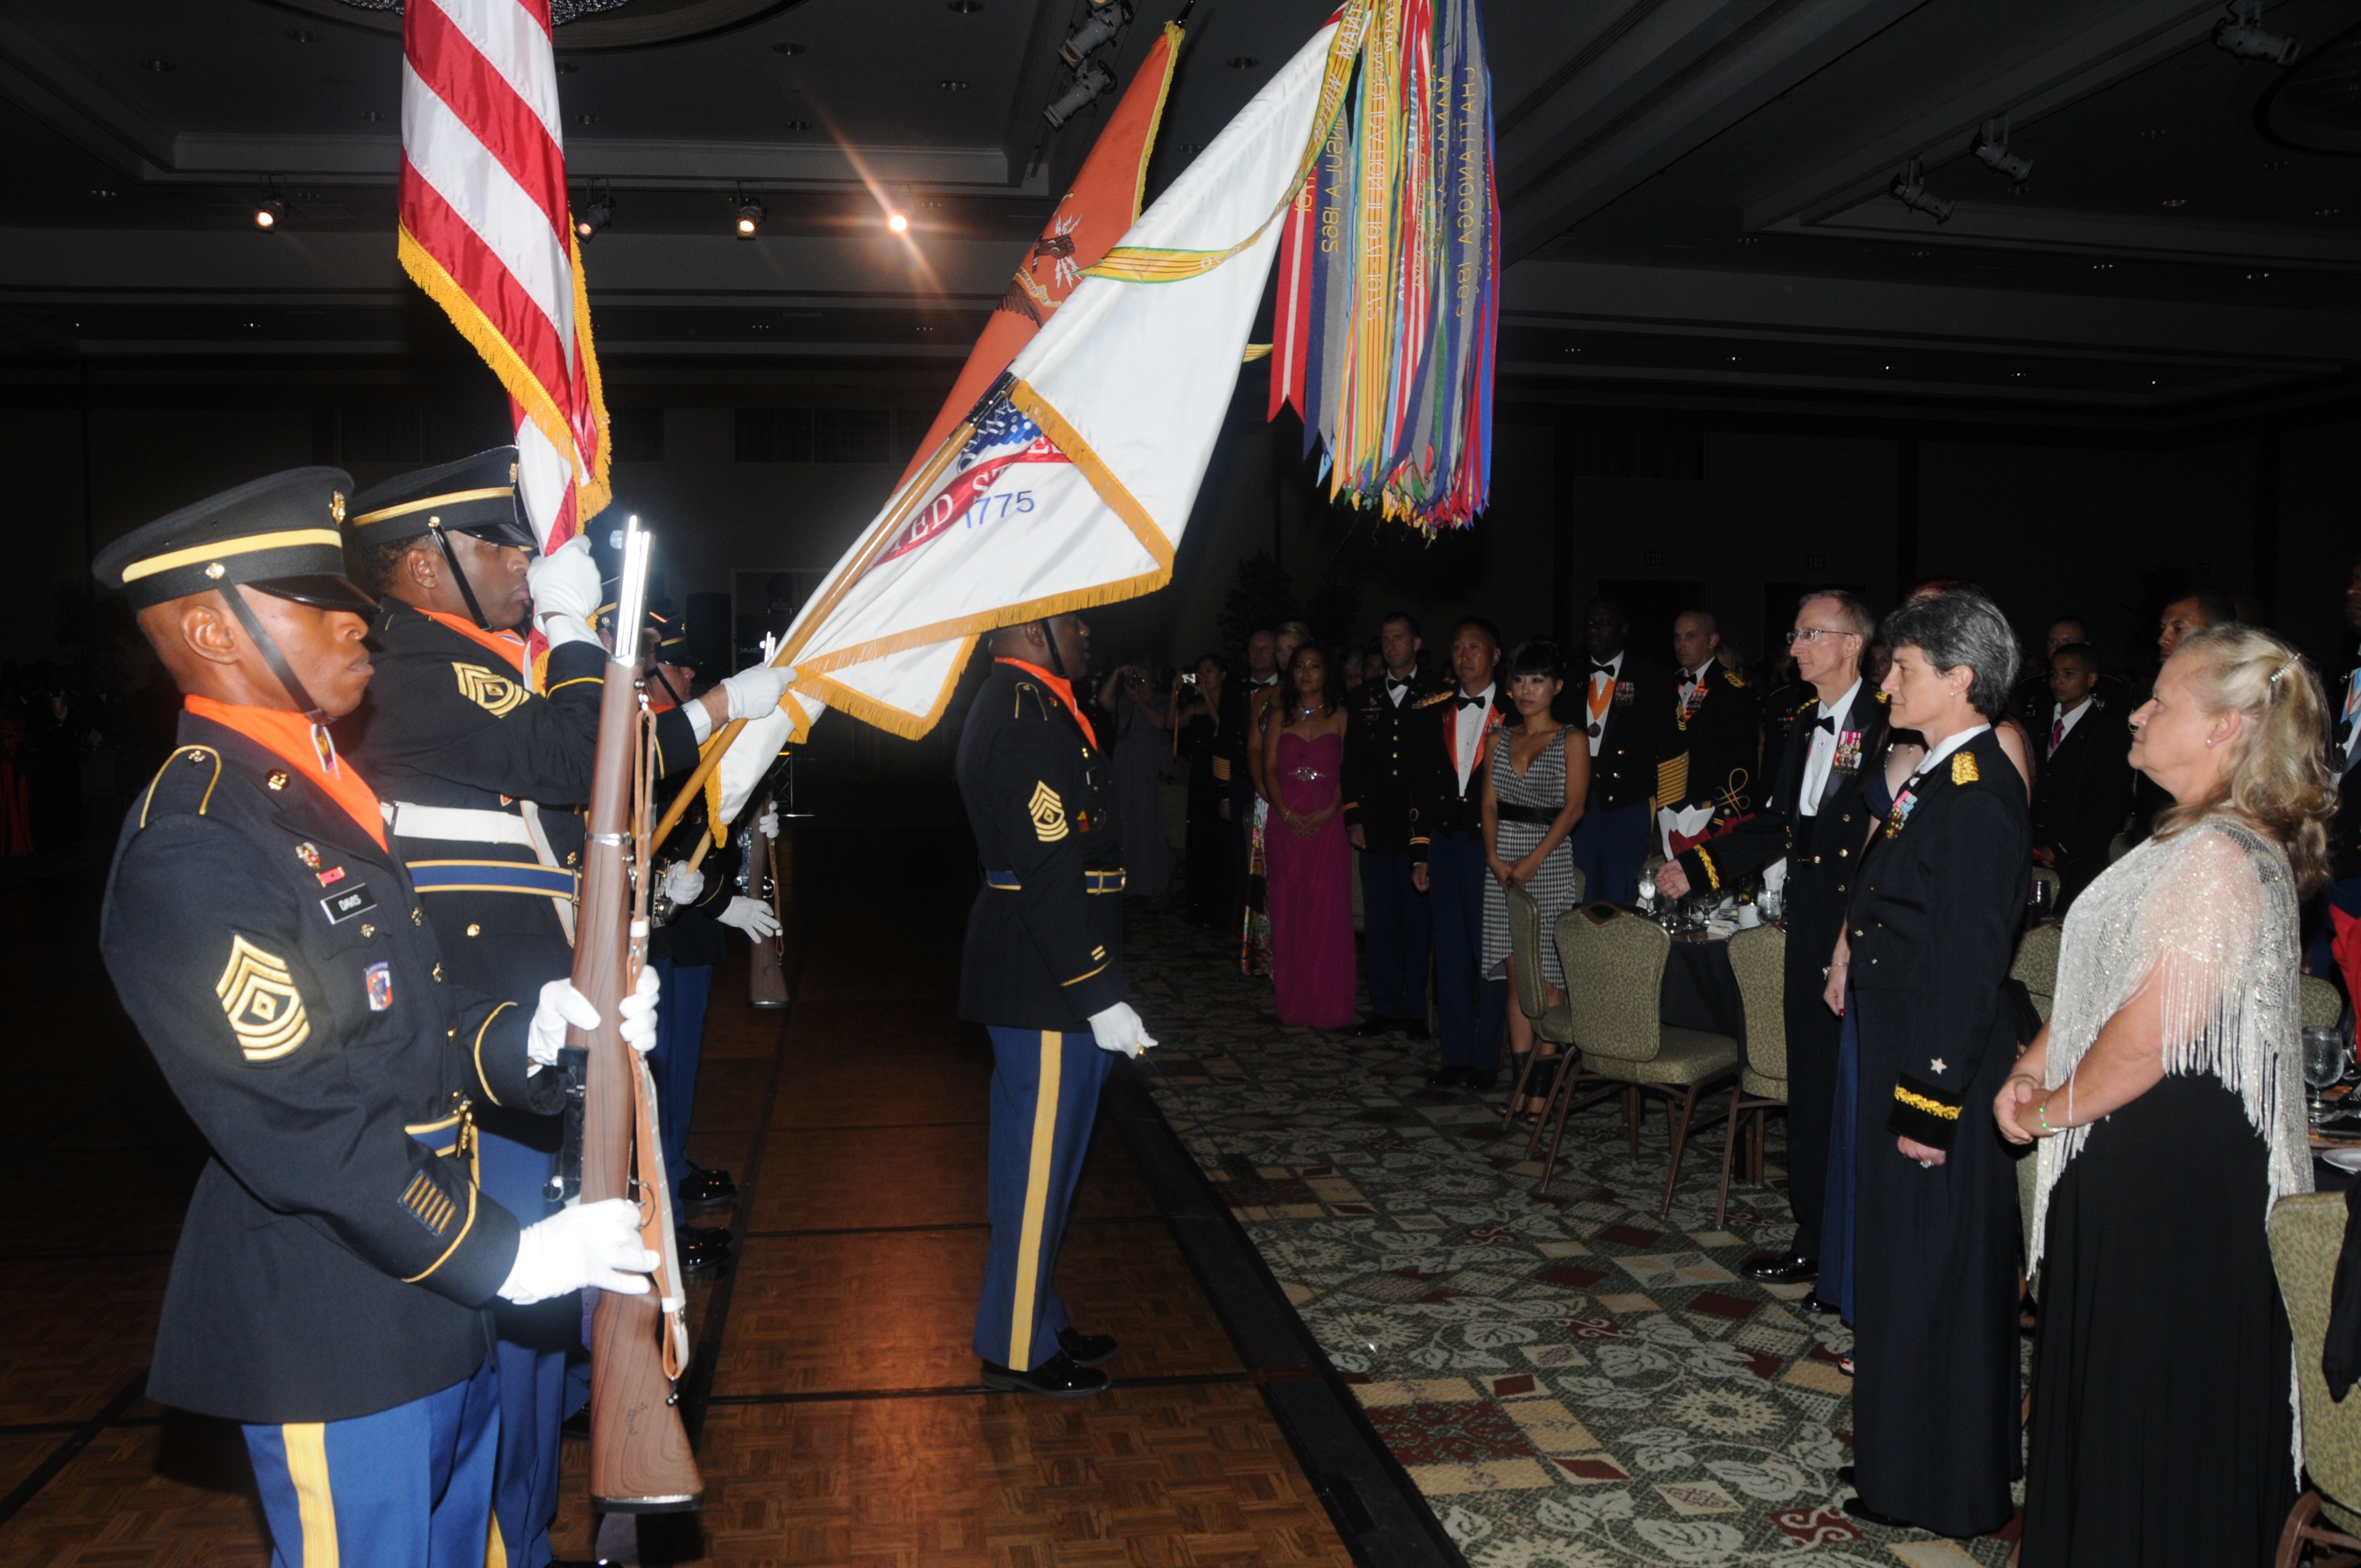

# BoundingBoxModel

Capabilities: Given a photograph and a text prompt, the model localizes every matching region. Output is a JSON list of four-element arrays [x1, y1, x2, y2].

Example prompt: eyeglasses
[[1785, 626, 1858, 646]]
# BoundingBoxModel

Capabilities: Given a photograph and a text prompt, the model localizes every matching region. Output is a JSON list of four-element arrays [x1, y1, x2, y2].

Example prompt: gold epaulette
[[1952, 750, 1979, 785], [139, 744, 225, 829], [1415, 690, 1455, 710], [1721, 667, 1748, 688], [1796, 695, 1819, 714]]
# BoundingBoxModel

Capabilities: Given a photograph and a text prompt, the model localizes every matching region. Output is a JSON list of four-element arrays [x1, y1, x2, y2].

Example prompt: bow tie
[[1812, 712, 1837, 733], [1456, 693, 1487, 711], [1590, 662, 1618, 677], [1386, 677, 1408, 692]]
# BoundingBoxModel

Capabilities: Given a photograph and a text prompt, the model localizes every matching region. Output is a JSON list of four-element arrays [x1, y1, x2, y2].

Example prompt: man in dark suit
[[1655, 589, 1886, 1295], [2028, 643, 2132, 911], [1408, 617, 1504, 1088], [1665, 609, 1762, 841], [1568, 597, 1671, 906], [2317, 559, 2361, 988], [1343, 611, 1439, 1038]]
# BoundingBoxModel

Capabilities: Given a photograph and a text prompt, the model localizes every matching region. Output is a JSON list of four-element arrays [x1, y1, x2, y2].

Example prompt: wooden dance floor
[[0, 820, 1424, 1566]]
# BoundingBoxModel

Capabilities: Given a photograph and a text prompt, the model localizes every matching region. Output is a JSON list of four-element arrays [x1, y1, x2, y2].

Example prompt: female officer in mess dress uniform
[[1829, 590, 2027, 1539]]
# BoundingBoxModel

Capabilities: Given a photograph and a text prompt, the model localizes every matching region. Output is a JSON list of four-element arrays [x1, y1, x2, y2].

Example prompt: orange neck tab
[[187, 695, 387, 852], [999, 658, 1097, 749], [417, 608, 529, 678]]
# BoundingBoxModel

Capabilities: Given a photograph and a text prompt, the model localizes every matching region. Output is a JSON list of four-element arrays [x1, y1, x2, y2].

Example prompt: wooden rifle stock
[[746, 794, 789, 1009], [573, 655, 703, 1512]]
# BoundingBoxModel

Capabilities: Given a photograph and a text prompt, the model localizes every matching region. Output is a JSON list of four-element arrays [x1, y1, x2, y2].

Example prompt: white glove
[[526, 972, 659, 1071], [1086, 1001, 1156, 1059], [525, 537, 601, 649], [497, 1197, 657, 1304], [716, 895, 780, 940], [756, 803, 780, 840], [660, 862, 706, 907], [719, 662, 795, 722]]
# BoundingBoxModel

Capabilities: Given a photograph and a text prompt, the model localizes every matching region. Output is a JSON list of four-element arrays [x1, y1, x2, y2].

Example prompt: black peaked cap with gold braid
[[93, 466, 375, 614], [346, 445, 536, 552]]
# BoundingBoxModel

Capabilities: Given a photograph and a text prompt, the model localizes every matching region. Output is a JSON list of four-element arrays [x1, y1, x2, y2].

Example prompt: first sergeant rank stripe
[[216, 934, 308, 1062]]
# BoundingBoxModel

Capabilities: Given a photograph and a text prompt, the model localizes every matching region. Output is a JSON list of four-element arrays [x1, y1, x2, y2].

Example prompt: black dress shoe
[[1057, 1327, 1119, 1366], [1353, 1015, 1399, 1038], [1463, 1069, 1499, 1093], [980, 1350, 1108, 1397], [675, 1224, 730, 1273], [1740, 1252, 1818, 1284], [679, 1164, 737, 1207], [1802, 1292, 1840, 1316], [1841, 1495, 1917, 1531], [1426, 1066, 1469, 1088], [1401, 1020, 1432, 1041], [1836, 1464, 1856, 1484]]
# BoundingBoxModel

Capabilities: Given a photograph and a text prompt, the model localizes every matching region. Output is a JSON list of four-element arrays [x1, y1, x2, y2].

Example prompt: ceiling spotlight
[[1044, 59, 1116, 128], [783, 119, 813, 130], [286, 28, 318, 42], [772, 41, 805, 55], [938, 79, 970, 91], [254, 195, 285, 230], [1890, 158, 1951, 224], [1973, 117, 2033, 183], [736, 198, 764, 238], [139, 58, 173, 72], [1059, 0, 1132, 68], [888, 211, 909, 233], [574, 192, 614, 241], [2214, 1, 2300, 64]]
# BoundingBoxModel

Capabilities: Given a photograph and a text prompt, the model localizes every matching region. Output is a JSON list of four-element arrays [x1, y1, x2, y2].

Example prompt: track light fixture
[[735, 197, 764, 238], [1973, 117, 2032, 184], [1890, 159, 1951, 224], [574, 191, 614, 241], [1059, 0, 1133, 68], [1045, 59, 1116, 128], [254, 195, 286, 230], [2215, 1, 2300, 64]]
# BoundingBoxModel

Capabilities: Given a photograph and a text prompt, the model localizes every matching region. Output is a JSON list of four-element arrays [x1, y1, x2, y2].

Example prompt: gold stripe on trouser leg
[[282, 1422, 339, 1568], [1005, 1030, 1065, 1370], [487, 1513, 509, 1568]]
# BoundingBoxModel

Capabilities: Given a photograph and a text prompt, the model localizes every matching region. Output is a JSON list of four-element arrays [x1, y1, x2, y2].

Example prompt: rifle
[[741, 791, 790, 1010], [573, 520, 702, 1513]]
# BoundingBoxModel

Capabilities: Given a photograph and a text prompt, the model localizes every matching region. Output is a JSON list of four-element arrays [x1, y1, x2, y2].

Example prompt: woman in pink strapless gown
[[1260, 645, 1355, 1028]]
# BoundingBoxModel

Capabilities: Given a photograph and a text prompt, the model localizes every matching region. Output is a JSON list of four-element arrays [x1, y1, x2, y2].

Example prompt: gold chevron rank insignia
[[1952, 750, 1979, 786], [1028, 782, 1068, 842], [216, 935, 308, 1061], [452, 662, 528, 717]]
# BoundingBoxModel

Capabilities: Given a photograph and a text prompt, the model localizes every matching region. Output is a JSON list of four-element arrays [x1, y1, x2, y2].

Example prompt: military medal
[[1586, 721, 1602, 738], [1832, 732, 1863, 775], [1884, 786, 1919, 839]]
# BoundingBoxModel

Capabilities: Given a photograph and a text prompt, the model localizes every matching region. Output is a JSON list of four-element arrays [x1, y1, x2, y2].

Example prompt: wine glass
[[2303, 1025, 2347, 1119]]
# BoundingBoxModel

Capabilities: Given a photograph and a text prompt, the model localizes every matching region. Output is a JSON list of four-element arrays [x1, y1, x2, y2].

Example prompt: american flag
[[398, 0, 608, 549]]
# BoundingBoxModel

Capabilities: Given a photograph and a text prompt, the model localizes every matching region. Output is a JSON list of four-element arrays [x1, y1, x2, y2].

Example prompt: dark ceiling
[[0, 0, 2355, 430]]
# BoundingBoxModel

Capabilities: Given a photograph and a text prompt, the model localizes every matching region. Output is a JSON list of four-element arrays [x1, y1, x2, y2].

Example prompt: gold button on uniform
[[466, 924, 481, 937], [411, 908, 423, 925], [360, 922, 375, 939], [433, 963, 444, 982]]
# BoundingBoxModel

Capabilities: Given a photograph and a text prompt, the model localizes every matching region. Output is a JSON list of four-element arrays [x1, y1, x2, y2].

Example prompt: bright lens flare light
[[887, 211, 909, 233]]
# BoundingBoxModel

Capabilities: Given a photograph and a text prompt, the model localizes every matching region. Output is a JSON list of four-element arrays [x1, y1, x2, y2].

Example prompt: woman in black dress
[[2004, 625, 2330, 1567], [1172, 654, 1234, 927]]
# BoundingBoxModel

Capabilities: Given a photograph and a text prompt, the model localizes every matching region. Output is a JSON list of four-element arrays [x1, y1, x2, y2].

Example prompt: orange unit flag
[[897, 20, 1185, 486]]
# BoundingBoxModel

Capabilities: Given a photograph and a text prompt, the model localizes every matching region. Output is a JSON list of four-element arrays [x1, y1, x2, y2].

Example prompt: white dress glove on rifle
[[716, 895, 780, 940], [526, 970, 660, 1071], [497, 1198, 657, 1304], [524, 537, 602, 650], [1086, 1001, 1156, 1059], [756, 803, 780, 840], [661, 863, 706, 908], [719, 663, 795, 721]]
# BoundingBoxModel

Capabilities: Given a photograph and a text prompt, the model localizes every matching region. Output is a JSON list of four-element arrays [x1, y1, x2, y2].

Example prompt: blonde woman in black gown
[[2003, 625, 2330, 1567]]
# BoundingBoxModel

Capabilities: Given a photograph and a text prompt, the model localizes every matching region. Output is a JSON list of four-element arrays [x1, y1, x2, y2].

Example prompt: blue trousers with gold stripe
[[244, 1357, 499, 1568], [973, 1027, 1111, 1370]]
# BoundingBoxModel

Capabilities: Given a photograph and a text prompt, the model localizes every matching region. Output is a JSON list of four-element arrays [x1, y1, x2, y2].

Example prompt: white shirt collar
[[2054, 697, 2092, 724], [1591, 651, 1623, 680], [1685, 660, 1713, 684], [1818, 677, 1863, 721], [1917, 723, 1990, 778]]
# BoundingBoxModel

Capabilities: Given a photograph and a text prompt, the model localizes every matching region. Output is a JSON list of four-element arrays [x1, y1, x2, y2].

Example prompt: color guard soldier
[[335, 448, 790, 1565], [1341, 611, 1438, 1038], [94, 469, 660, 1566], [1655, 590, 1887, 1297], [1663, 609, 1761, 841], [958, 615, 1154, 1396]]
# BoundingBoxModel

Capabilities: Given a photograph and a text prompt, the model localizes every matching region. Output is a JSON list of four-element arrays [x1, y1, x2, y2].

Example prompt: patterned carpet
[[1123, 901, 2021, 1568]]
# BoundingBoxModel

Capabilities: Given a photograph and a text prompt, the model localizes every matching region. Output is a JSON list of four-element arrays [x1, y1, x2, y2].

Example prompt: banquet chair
[[1715, 923, 1787, 1228], [2303, 974, 2345, 1035], [2266, 1193, 2361, 1568], [1543, 903, 1739, 1214], [1500, 875, 1586, 1131], [2011, 921, 2064, 1273]]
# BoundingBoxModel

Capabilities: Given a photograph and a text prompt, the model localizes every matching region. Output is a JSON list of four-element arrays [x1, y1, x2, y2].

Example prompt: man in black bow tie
[[1656, 590, 1886, 1295], [1408, 618, 1506, 1087], [1665, 608, 1762, 837], [1566, 597, 1672, 906], [1344, 612, 1439, 1038]]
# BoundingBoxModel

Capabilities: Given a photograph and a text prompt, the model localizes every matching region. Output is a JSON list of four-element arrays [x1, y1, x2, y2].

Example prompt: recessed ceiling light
[[949, 1, 984, 10], [2161, 197, 2187, 208], [2092, 262, 2114, 269], [1882, 364, 1892, 371], [1736, 236, 1759, 245], [90, 187, 116, 198], [2315, 207, 2342, 218], [1228, 56, 1260, 69], [2262, 158, 2292, 170], [556, 62, 579, 74], [773, 42, 805, 55], [1910, 249, 1930, 258], [915, 323, 934, 333], [578, 113, 597, 126], [783, 119, 813, 130], [286, 29, 318, 43], [2137, 128, 2166, 139], [939, 79, 969, 90], [139, 58, 173, 72], [359, 109, 385, 122]]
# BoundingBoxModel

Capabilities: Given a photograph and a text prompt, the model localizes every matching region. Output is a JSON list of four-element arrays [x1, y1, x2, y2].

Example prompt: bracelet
[[2037, 1101, 2055, 1135]]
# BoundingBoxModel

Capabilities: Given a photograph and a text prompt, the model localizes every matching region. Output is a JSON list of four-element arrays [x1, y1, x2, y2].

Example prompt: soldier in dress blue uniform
[[1342, 611, 1439, 1039], [1664, 609, 1761, 836], [957, 614, 1155, 1396], [94, 469, 661, 1567], [334, 449, 790, 1566]]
